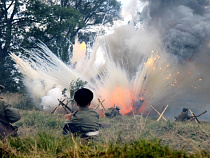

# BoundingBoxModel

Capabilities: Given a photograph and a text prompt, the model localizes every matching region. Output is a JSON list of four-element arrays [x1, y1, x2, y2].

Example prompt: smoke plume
[[10, 0, 210, 120], [139, 0, 210, 119]]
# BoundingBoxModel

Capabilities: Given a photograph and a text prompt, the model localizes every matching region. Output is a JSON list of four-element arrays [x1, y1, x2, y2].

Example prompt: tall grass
[[2, 92, 39, 110], [0, 130, 208, 157], [0, 93, 209, 157]]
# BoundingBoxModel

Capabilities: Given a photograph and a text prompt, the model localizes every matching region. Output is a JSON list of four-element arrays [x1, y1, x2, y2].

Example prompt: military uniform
[[63, 88, 100, 138], [63, 108, 100, 137], [175, 108, 192, 122], [105, 106, 122, 118], [175, 112, 191, 121], [0, 97, 21, 139]]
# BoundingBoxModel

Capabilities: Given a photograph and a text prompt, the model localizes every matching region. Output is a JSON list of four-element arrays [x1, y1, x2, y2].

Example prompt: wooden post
[[97, 98, 106, 111], [189, 109, 200, 123], [157, 105, 168, 122], [150, 105, 167, 121], [51, 98, 70, 114], [51, 98, 65, 114], [94, 98, 105, 111]]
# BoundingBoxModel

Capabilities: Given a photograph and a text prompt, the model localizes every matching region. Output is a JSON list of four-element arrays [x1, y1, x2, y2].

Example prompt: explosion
[[10, 0, 210, 120]]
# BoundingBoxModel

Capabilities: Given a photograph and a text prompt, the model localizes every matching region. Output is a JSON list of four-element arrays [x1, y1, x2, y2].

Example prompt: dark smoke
[[141, 0, 210, 61], [138, 0, 210, 119]]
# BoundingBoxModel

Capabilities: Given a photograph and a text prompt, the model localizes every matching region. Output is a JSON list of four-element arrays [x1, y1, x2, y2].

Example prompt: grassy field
[[0, 93, 209, 157]]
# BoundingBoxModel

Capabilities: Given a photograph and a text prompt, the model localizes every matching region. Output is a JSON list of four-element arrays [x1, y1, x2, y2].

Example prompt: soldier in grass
[[175, 108, 192, 122], [0, 85, 21, 139], [104, 106, 122, 118], [62, 88, 100, 138]]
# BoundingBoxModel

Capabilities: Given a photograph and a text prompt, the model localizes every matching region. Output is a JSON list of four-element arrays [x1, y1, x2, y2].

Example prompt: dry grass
[[10, 110, 209, 157], [99, 115, 210, 153], [1, 92, 26, 105], [0, 93, 209, 157]]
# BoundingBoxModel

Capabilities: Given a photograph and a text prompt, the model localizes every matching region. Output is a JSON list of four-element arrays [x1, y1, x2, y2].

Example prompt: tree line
[[0, 0, 121, 92]]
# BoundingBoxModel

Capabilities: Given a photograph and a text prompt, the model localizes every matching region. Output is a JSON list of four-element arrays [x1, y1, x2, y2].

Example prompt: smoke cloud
[[10, 0, 210, 120], [139, 0, 210, 119], [140, 0, 210, 61]]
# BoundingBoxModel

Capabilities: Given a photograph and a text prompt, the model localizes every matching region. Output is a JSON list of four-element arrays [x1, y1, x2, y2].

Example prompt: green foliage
[[69, 78, 88, 99], [6, 131, 74, 156], [62, 78, 88, 104], [13, 95, 38, 110], [15, 110, 64, 130], [0, 0, 121, 92], [23, 0, 85, 62], [61, 0, 121, 25], [1, 133, 205, 157], [0, 0, 33, 92], [61, 88, 68, 98], [105, 139, 187, 158]]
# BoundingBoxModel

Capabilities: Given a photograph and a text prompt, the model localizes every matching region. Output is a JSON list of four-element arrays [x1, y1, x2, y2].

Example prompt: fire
[[80, 42, 86, 51], [140, 97, 144, 101], [147, 58, 154, 66], [108, 87, 134, 114], [72, 39, 86, 63]]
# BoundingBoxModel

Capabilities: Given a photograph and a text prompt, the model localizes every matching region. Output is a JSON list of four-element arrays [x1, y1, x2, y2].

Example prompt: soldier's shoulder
[[89, 108, 99, 115]]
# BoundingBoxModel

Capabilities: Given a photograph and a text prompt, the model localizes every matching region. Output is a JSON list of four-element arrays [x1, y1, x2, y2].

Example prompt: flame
[[72, 39, 86, 63], [108, 87, 134, 114], [140, 97, 144, 101], [80, 42, 86, 51], [147, 58, 154, 66]]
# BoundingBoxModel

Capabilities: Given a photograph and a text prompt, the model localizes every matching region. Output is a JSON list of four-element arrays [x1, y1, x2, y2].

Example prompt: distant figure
[[62, 88, 100, 138], [105, 106, 122, 118], [175, 108, 192, 122], [0, 85, 21, 139]]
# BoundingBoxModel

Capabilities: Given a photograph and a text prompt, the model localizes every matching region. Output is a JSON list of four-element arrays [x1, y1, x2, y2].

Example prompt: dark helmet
[[0, 85, 5, 90], [116, 106, 120, 110], [182, 108, 188, 112], [74, 88, 93, 106]]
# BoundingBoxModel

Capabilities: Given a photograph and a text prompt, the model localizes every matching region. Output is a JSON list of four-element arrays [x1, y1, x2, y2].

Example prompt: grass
[[0, 93, 209, 157]]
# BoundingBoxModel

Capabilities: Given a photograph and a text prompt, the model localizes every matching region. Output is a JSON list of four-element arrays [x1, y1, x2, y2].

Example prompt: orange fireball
[[109, 87, 135, 114]]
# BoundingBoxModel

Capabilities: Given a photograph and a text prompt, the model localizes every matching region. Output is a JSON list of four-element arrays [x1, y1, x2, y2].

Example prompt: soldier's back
[[0, 99, 20, 139], [176, 112, 189, 121], [70, 108, 100, 132], [105, 107, 122, 118]]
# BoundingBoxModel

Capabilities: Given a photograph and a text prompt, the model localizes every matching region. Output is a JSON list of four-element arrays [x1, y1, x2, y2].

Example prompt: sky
[[118, 0, 130, 7]]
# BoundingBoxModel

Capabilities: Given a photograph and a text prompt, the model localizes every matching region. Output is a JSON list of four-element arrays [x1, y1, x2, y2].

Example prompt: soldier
[[175, 108, 192, 122], [62, 88, 100, 138], [105, 105, 122, 118], [0, 85, 21, 139]]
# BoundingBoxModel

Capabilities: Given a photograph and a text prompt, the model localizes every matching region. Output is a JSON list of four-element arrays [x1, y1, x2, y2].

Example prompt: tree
[[60, 0, 121, 34], [0, 0, 83, 91], [22, 0, 85, 62], [59, 0, 121, 48], [0, 0, 30, 91], [0, 0, 121, 92]]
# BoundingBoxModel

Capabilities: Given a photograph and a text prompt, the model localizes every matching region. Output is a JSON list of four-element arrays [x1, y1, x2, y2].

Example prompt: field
[[0, 93, 209, 157]]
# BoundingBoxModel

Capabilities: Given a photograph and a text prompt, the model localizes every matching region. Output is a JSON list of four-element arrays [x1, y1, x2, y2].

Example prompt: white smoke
[[40, 87, 63, 111], [10, 0, 210, 119]]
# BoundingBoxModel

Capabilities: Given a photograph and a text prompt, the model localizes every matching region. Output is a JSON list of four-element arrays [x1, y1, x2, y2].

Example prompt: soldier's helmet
[[116, 106, 120, 110], [0, 85, 5, 90], [182, 108, 188, 112]]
